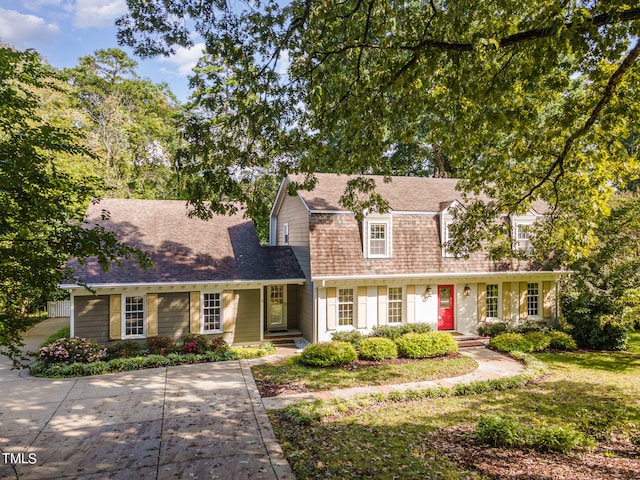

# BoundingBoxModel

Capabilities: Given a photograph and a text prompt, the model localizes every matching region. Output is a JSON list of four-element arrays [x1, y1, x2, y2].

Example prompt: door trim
[[267, 285, 287, 331], [437, 284, 455, 330]]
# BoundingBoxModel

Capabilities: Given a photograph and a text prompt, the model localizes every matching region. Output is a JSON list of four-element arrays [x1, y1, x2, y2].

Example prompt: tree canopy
[[118, 0, 640, 260], [65, 48, 184, 198], [0, 46, 148, 365]]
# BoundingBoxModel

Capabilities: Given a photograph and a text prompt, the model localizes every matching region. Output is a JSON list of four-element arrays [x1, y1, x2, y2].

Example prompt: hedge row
[[301, 330, 458, 367]]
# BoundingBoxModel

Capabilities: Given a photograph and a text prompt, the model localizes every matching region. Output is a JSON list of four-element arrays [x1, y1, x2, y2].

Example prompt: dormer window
[[369, 223, 387, 255], [364, 216, 392, 258], [515, 222, 533, 252], [443, 222, 455, 258], [283, 223, 289, 245]]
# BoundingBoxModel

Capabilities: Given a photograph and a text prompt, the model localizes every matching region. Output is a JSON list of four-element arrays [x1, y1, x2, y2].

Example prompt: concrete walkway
[[1, 319, 524, 479], [259, 346, 525, 410], [0, 320, 294, 480]]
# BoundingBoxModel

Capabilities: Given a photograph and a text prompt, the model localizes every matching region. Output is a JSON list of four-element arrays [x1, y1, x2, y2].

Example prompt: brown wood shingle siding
[[309, 214, 534, 278], [158, 292, 190, 340], [74, 296, 110, 344]]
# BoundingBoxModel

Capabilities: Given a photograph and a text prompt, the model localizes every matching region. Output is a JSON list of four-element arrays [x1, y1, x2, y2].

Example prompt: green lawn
[[252, 354, 477, 395], [271, 335, 640, 479]]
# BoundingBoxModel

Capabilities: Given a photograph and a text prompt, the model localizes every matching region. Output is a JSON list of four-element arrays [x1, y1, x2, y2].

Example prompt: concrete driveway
[[0, 323, 294, 480]]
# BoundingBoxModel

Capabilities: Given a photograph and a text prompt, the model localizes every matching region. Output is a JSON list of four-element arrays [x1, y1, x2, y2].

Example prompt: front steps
[[454, 334, 490, 349], [264, 330, 304, 346]]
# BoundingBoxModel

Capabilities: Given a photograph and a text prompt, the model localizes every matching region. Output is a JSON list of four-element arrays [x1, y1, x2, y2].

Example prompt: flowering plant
[[39, 337, 107, 366], [182, 334, 209, 354], [210, 337, 229, 352]]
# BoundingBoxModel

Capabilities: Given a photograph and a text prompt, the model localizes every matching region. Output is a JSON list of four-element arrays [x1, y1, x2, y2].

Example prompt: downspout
[[69, 290, 75, 338]]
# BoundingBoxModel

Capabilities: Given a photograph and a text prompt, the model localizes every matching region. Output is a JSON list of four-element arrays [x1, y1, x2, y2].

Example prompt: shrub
[[513, 320, 551, 334], [522, 331, 551, 351], [370, 323, 432, 341], [547, 330, 578, 350], [477, 321, 509, 337], [143, 354, 171, 368], [358, 337, 398, 361], [476, 414, 593, 453], [476, 414, 524, 448], [300, 341, 357, 367], [182, 334, 209, 354], [490, 332, 534, 353], [82, 361, 110, 376], [395, 332, 458, 359], [41, 326, 71, 348], [569, 313, 629, 351], [146, 336, 175, 355], [331, 330, 366, 348], [105, 340, 143, 359], [39, 337, 106, 365], [210, 336, 229, 352]]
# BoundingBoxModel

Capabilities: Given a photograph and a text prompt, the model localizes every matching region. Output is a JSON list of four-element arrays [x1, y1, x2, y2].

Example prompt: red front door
[[437, 285, 454, 330]]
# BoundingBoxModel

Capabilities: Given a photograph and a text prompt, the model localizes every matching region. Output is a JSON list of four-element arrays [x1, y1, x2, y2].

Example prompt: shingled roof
[[69, 199, 304, 285], [291, 173, 547, 213]]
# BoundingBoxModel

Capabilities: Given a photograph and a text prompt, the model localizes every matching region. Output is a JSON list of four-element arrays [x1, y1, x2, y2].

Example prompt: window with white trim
[[202, 292, 222, 332], [388, 287, 403, 323], [515, 223, 533, 252], [443, 222, 455, 257], [527, 283, 539, 317], [337, 288, 354, 326], [486, 284, 499, 319], [368, 222, 388, 257], [283, 223, 289, 245], [124, 295, 145, 338]]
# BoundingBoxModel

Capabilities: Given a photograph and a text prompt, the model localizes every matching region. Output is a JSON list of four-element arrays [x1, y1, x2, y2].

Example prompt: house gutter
[[60, 278, 306, 290], [312, 270, 572, 282]]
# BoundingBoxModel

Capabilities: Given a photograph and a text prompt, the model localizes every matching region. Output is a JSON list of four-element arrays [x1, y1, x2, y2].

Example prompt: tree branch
[[512, 40, 640, 210], [315, 8, 640, 56]]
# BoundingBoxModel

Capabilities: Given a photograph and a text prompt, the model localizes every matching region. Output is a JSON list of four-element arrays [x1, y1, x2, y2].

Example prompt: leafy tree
[[66, 48, 184, 199], [0, 46, 148, 366], [117, 1, 640, 260], [561, 194, 640, 349]]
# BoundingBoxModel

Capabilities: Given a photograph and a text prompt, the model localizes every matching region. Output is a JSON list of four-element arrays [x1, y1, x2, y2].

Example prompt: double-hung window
[[124, 295, 145, 338], [527, 283, 539, 317], [486, 284, 499, 319], [337, 288, 354, 327], [368, 223, 388, 257], [515, 223, 533, 252], [202, 292, 222, 332], [443, 222, 455, 257], [388, 287, 403, 323]]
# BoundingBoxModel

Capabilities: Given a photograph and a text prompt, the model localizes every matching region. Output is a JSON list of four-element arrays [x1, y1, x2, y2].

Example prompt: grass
[[251, 354, 478, 393], [270, 333, 640, 479], [41, 325, 70, 348]]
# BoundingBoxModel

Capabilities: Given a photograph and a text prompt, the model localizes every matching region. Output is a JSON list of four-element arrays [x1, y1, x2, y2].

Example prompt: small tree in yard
[[562, 194, 640, 350], [0, 46, 148, 367]]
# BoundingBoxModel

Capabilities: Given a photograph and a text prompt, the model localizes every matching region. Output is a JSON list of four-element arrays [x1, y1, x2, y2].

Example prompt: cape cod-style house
[[64, 174, 566, 345]]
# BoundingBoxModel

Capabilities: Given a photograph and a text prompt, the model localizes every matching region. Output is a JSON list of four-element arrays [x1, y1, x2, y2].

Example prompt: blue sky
[[0, 1, 203, 101]]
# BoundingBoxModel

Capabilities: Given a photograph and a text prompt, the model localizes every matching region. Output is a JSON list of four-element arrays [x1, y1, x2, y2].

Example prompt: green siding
[[233, 289, 260, 343], [158, 292, 190, 340], [74, 296, 110, 344], [286, 284, 298, 330]]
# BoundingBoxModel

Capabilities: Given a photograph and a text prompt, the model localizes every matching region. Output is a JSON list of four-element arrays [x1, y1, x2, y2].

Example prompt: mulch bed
[[429, 425, 640, 480], [255, 353, 463, 397]]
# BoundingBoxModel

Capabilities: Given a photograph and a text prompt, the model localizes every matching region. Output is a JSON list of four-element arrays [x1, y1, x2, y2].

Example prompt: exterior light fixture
[[422, 286, 433, 302], [463, 285, 471, 296]]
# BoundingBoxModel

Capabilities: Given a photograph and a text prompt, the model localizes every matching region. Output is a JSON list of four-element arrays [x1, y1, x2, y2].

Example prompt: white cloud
[[0, 8, 59, 48], [159, 43, 205, 75], [275, 49, 290, 76], [73, 0, 128, 28]]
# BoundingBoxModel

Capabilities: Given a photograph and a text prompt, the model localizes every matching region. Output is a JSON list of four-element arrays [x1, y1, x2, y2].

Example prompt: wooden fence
[[47, 300, 71, 318]]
